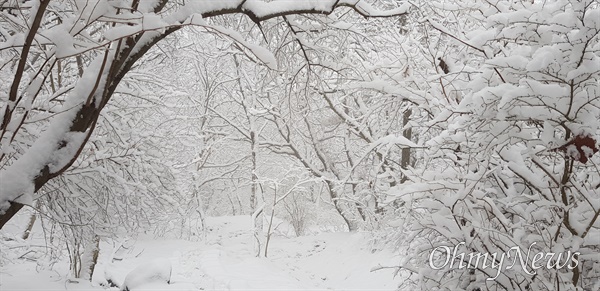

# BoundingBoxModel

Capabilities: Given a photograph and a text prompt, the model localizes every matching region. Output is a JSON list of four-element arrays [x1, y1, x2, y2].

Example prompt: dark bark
[[326, 182, 360, 231], [1, 0, 50, 132], [21, 205, 37, 240], [0, 203, 24, 229], [400, 109, 412, 183]]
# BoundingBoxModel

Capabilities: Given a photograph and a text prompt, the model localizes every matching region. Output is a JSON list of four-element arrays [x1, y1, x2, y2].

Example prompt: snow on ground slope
[[1, 215, 404, 290]]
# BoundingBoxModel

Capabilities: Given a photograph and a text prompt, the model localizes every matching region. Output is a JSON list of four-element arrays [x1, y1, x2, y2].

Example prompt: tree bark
[[326, 182, 360, 231], [85, 236, 101, 281], [401, 109, 412, 183], [21, 205, 38, 240]]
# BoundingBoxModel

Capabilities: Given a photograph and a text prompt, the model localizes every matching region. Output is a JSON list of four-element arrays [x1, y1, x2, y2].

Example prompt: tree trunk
[[82, 235, 101, 281], [401, 109, 412, 183], [250, 130, 257, 213], [326, 182, 360, 231], [0, 203, 24, 230], [21, 212, 37, 240], [264, 192, 277, 258]]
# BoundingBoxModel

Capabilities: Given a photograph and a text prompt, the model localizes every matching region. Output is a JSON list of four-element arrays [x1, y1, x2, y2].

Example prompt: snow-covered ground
[[1, 216, 404, 290]]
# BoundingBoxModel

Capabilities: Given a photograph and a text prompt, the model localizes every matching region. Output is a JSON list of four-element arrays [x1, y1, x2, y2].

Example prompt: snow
[[0, 215, 405, 290], [166, 0, 408, 26], [121, 258, 172, 291], [103, 13, 170, 42], [104, 25, 143, 42], [137, 0, 164, 13], [74, 0, 110, 21], [42, 23, 78, 59], [241, 0, 409, 18]]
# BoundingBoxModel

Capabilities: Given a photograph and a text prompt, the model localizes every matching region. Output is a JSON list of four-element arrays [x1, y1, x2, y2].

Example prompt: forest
[[0, 0, 598, 290]]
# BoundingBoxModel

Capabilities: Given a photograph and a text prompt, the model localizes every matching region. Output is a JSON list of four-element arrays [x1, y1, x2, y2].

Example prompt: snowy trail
[[170, 216, 403, 291], [112, 216, 403, 290], [174, 216, 315, 290], [1, 216, 404, 290], [186, 249, 308, 290]]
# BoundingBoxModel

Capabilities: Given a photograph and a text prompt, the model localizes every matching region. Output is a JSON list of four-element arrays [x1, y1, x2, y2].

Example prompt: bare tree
[[0, 0, 408, 228]]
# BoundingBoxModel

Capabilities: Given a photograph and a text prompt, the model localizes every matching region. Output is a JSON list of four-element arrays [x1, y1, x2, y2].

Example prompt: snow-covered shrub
[[283, 191, 310, 237], [389, 1, 600, 290]]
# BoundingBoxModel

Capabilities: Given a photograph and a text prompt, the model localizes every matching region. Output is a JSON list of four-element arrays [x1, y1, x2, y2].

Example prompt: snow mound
[[121, 258, 172, 291]]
